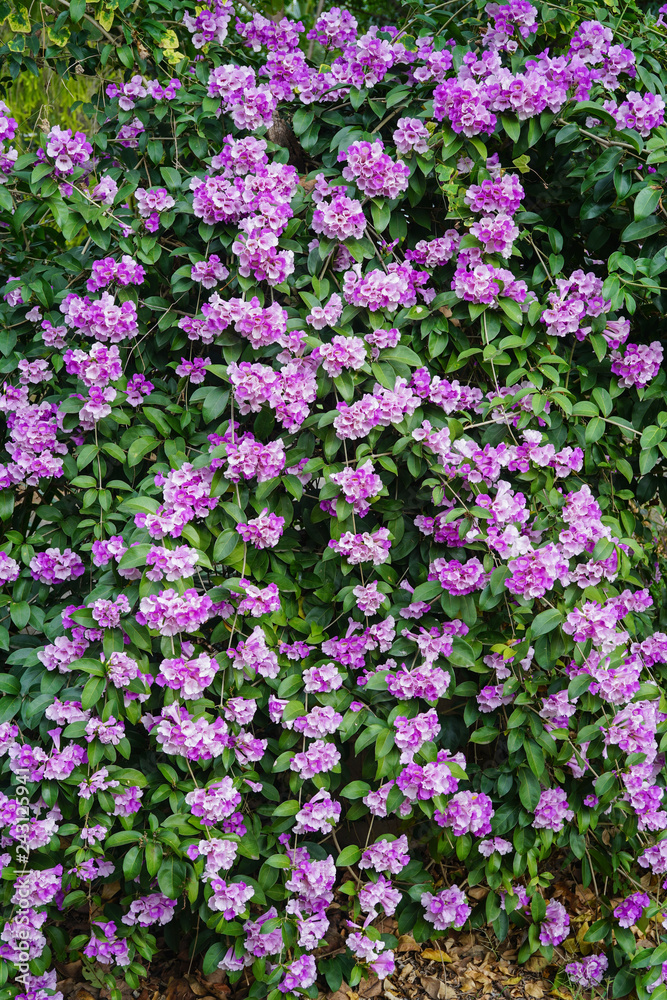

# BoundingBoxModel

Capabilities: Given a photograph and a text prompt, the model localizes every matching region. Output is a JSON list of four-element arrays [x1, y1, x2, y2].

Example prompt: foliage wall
[[2, 1, 667, 999]]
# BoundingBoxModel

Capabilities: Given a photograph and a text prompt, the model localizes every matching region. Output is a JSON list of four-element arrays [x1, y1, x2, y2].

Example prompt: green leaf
[[614, 971, 641, 1000], [634, 186, 661, 221], [500, 115, 521, 142], [641, 425, 666, 450], [265, 854, 291, 868], [621, 216, 664, 242], [213, 529, 240, 562], [160, 167, 181, 189], [349, 87, 368, 111], [570, 101, 619, 128], [81, 675, 106, 712], [470, 726, 499, 744], [127, 437, 159, 468], [614, 926, 637, 956], [584, 918, 611, 943], [568, 673, 593, 700], [76, 444, 99, 470], [157, 858, 187, 899], [530, 609, 563, 636], [123, 845, 144, 880], [498, 297, 523, 325], [616, 458, 633, 482], [292, 107, 314, 135], [343, 237, 373, 262], [273, 800, 300, 817], [147, 139, 164, 165], [381, 345, 422, 367], [202, 388, 228, 423], [585, 417, 605, 444], [370, 199, 390, 232], [118, 543, 150, 570], [340, 781, 370, 799], [106, 830, 143, 847], [336, 845, 362, 867], [524, 739, 545, 778], [69, 0, 85, 21], [591, 387, 612, 416], [0, 674, 19, 694], [31, 162, 54, 185], [639, 448, 659, 475], [10, 601, 30, 630], [117, 44, 134, 68], [202, 944, 227, 976], [595, 772, 616, 798], [386, 86, 411, 109], [145, 842, 164, 876], [518, 769, 540, 811]]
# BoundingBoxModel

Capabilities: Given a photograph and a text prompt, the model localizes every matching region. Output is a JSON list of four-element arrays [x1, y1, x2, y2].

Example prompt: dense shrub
[[3, 1, 667, 999]]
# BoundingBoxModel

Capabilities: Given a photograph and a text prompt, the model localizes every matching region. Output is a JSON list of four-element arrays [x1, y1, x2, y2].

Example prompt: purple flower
[[539, 900, 569, 946], [209, 878, 254, 918], [185, 778, 241, 825], [290, 739, 341, 778], [393, 117, 430, 155], [428, 556, 489, 596], [614, 891, 650, 928], [478, 838, 513, 857], [294, 789, 341, 835], [338, 139, 410, 199], [82, 921, 130, 967], [30, 547, 84, 585], [46, 126, 92, 176], [359, 835, 410, 875], [611, 341, 663, 389], [136, 588, 213, 635], [437, 790, 494, 836], [122, 893, 177, 926], [279, 954, 317, 993], [566, 954, 608, 987], [329, 528, 391, 565], [0, 550, 20, 585], [236, 507, 285, 548], [533, 788, 574, 832], [421, 886, 471, 930]]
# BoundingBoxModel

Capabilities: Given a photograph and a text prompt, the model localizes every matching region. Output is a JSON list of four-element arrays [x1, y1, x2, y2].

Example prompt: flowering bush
[[3, 1, 667, 999]]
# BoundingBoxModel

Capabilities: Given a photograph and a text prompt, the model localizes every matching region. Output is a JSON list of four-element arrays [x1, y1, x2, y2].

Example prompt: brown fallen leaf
[[58, 963, 83, 980], [325, 983, 350, 1000], [576, 920, 591, 956], [503, 978, 521, 985], [561, 937, 577, 956], [201, 972, 226, 986], [421, 977, 456, 1000], [165, 979, 196, 1000], [397, 935, 421, 953], [525, 981, 544, 998], [185, 978, 208, 997], [460, 977, 477, 993], [422, 949, 453, 964], [358, 976, 381, 999], [525, 956, 549, 973], [71, 990, 96, 1000]]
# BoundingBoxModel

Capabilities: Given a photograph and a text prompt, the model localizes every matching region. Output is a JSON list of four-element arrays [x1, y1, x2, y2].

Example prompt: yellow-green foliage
[[3, 68, 99, 146]]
